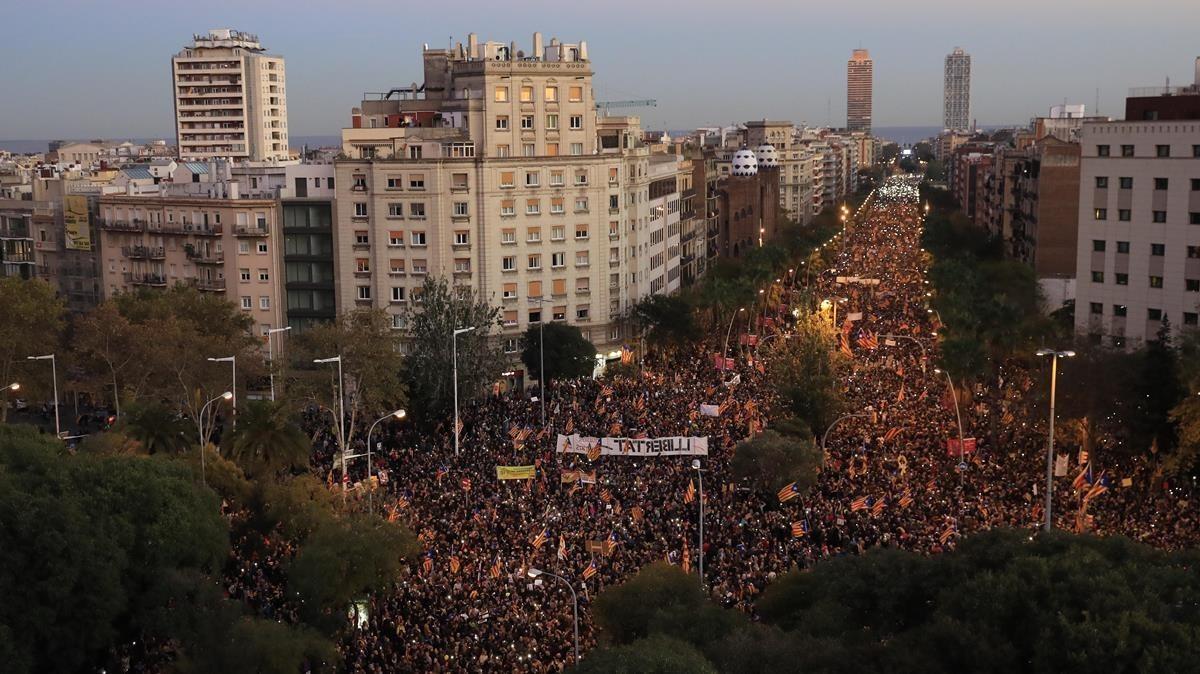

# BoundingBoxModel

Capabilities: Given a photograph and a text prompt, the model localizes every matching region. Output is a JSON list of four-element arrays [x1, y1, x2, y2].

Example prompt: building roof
[[121, 166, 154, 180], [179, 162, 210, 174]]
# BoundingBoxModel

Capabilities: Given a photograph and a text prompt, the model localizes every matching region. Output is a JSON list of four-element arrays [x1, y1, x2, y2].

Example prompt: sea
[[0, 135, 343, 155]]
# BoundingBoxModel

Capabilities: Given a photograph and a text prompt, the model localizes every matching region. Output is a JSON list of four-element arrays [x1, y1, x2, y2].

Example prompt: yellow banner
[[496, 465, 536, 480], [64, 195, 91, 251]]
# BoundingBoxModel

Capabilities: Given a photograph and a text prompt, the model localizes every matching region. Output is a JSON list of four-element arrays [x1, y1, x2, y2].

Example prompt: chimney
[[228, 181, 240, 200], [579, 41, 588, 61], [533, 32, 543, 59], [467, 33, 478, 59], [1195, 56, 1199, 87], [509, 41, 516, 61]]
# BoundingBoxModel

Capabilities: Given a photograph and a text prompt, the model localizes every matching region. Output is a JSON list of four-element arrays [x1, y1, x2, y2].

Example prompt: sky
[[2, 0, 1198, 140]]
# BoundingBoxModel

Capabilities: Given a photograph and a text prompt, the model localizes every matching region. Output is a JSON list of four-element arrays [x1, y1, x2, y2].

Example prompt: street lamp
[[691, 459, 705, 585], [721, 308, 745, 367], [4, 382, 18, 391], [821, 297, 847, 327], [207, 356, 236, 425], [266, 327, 292, 402], [529, 297, 549, 429], [314, 355, 346, 503], [198, 391, 233, 487], [351, 408, 407, 515], [1036, 348, 1075, 531], [821, 408, 873, 455], [452, 327, 476, 457], [880, 333, 928, 372], [26, 354, 59, 438], [934, 368, 965, 470], [526, 568, 580, 665]]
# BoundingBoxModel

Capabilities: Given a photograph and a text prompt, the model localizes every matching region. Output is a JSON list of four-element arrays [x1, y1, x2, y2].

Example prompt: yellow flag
[[496, 465, 536, 480]]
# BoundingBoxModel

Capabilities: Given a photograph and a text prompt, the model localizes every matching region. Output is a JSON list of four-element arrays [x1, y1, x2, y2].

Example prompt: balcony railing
[[186, 249, 225, 264], [193, 278, 227, 292], [234, 225, 269, 237], [100, 219, 144, 232], [122, 245, 165, 260], [125, 272, 167, 287]]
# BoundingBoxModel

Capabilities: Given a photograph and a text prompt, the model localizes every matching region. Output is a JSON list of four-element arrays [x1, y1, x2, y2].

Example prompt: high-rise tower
[[847, 49, 873, 133], [943, 47, 972, 131]]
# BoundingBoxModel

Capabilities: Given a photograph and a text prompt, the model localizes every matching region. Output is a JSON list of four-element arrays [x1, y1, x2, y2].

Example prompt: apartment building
[[847, 49, 874, 133], [172, 29, 289, 162], [943, 47, 971, 132], [333, 32, 689, 374], [745, 120, 817, 224], [1073, 101, 1200, 346], [97, 189, 285, 335]]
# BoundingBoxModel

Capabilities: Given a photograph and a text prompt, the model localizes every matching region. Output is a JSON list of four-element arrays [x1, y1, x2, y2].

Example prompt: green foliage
[[764, 313, 843, 434], [522, 321, 597, 383], [0, 425, 228, 673], [571, 635, 717, 674], [592, 562, 743, 647], [633, 295, 697, 350], [0, 277, 65, 422], [76, 430, 143, 456], [225, 399, 310, 478], [400, 276, 501, 420], [731, 429, 823, 496], [287, 514, 417, 633], [119, 402, 192, 454], [258, 474, 339, 540], [1129, 323, 1184, 454]]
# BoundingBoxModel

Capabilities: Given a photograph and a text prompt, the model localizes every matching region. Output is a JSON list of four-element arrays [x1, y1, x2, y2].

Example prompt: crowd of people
[[208, 176, 1198, 672]]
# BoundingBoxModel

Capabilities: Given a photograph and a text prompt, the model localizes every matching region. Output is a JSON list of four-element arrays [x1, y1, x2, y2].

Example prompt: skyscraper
[[846, 49, 873, 133], [171, 29, 289, 162], [943, 47, 971, 131]]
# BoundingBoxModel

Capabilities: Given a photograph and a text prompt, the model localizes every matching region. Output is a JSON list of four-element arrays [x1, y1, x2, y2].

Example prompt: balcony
[[186, 248, 225, 264], [100, 219, 144, 233], [122, 245, 165, 260], [125, 272, 167, 287], [193, 278, 227, 292], [234, 225, 269, 237]]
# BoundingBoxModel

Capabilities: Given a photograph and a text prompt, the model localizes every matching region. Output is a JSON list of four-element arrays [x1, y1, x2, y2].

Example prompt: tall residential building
[[847, 49, 873, 133], [943, 47, 971, 132], [171, 29, 289, 162], [335, 32, 694, 386], [1073, 65, 1200, 347]]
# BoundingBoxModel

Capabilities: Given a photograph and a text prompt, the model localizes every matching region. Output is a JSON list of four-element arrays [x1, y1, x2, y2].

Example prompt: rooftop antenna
[[1094, 87, 1099, 115], [826, 97, 831, 127]]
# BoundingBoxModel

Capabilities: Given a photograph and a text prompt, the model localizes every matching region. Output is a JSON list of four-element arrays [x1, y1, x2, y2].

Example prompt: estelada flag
[[777, 482, 800, 503], [557, 534, 568, 561], [939, 525, 956, 545], [449, 555, 461, 574], [871, 498, 886, 516], [600, 488, 613, 503], [422, 554, 434, 574], [587, 444, 602, 462], [850, 496, 869, 512], [684, 479, 696, 504], [898, 492, 914, 509], [530, 527, 548, 549], [582, 559, 598, 580], [883, 427, 902, 443], [490, 556, 502, 579], [565, 418, 574, 434], [460, 477, 473, 491], [791, 521, 808, 537]]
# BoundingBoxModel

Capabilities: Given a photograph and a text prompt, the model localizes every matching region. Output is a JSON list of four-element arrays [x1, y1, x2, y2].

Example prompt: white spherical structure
[[731, 148, 758, 176], [754, 144, 779, 168]]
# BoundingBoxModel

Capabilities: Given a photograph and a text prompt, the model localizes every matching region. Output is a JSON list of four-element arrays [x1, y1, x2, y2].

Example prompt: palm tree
[[120, 403, 191, 454], [227, 400, 310, 478]]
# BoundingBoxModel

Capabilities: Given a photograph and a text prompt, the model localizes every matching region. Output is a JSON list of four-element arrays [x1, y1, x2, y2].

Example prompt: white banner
[[699, 404, 720, 417], [557, 434, 709, 457]]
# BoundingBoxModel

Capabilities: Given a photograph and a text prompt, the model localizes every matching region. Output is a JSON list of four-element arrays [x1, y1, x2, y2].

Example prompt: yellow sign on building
[[64, 195, 91, 251]]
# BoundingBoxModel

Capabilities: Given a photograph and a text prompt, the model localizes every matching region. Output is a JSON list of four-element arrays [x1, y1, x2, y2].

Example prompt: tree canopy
[[522, 322, 597, 384], [0, 278, 65, 422]]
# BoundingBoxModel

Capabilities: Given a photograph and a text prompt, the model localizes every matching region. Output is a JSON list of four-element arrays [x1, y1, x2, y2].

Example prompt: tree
[[633, 295, 697, 351], [291, 308, 406, 456], [70, 300, 139, 416], [1167, 328, 1200, 472], [592, 562, 744, 647], [1129, 322, 1184, 454], [0, 278, 65, 422], [401, 276, 502, 420], [522, 322, 597, 384], [572, 635, 717, 674], [764, 312, 842, 434], [119, 402, 192, 454], [731, 429, 823, 496], [225, 399, 310, 478]]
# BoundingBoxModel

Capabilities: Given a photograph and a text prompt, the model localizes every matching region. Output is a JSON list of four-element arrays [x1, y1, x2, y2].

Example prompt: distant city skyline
[[2, 0, 1198, 139]]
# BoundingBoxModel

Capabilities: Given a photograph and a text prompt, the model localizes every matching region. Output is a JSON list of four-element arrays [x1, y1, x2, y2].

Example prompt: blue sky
[[1, 0, 1197, 139]]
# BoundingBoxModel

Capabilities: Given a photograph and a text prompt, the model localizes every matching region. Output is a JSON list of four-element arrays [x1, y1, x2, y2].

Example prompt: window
[[523, 143, 535, 157], [241, 296, 252, 310], [569, 115, 583, 130], [501, 199, 515, 217], [520, 86, 533, 103], [546, 114, 559, 130], [356, 258, 370, 273], [502, 256, 517, 272], [575, 197, 588, 212], [609, 167, 619, 184], [1156, 144, 1171, 158], [576, 278, 590, 293], [575, 224, 589, 240], [609, 194, 620, 210], [239, 268, 251, 282], [609, 221, 619, 238], [504, 338, 519, 353], [452, 173, 468, 189], [454, 231, 469, 245], [575, 251, 590, 267], [496, 116, 510, 130], [501, 229, 516, 244], [529, 310, 542, 323], [1151, 243, 1165, 256], [389, 259, 405, 275], [1117, 241, 1130, 253], [1092, 240, 1106, 252], [353, 175, 367, 190], [454, 258, 471, 273], [258, 269, 269, 282], [494, 86, 509, 102], [503, 283, 517, 300], [568, 86, 583, 102], [528, 280, 542, 298], [576, 307, 590, 321], [260, 296, 270, 310], [1118, 209, 1131, 221], [496, 144, 511, 157], [386, 177, 401, 189], [1113, 304, 1127, 317], [239, 241, 250, 254], [1097, 144, 1110, 157], [409, 231, 426, 247], [388, 231, 404, 247], [527, 227, 541, 243], [1153, 211, 1167, 223], [1194, 145, 1200, 158], [1185, 312, 1199, 326], [503, 311, 518, 327], [354, 202, 368, 217], [408, 174, 424, 189], [574, 171, 588, 186], [551, 198, 565, 215], [391, 286, 406, 303], [1089, 302, 1102, 315], [1154, 178, 1169, 190], [546, 143, 559, 157], [500, 171, 515, 188], [357, 286, 371, 301], [551, 252, 565, 268], [411, 259, 427, 274], [453, 202, 469, 217], [1187, 279, 1200, 292], [1094, 208, 1108, 220], [526, 199, 541, 215], [1118, 177, 1132, 189], [1095, 176, 1108, 188], [545, 86, 558, 102], [526, 171, 540, 187], [409, 203, 425, 218], [570, 143, 583, 155], [550, 170, 564, 186], [1115, 273, 1128, 285], [551, 225, 565, 240], [1150, 276, 1164, 288], [528, 254, 541, 270], [407, 146, 422, 159], [1188, 245, 1200, 259], [1091, 271, 1104, 283], [1190, 212, 1200, 225], [388, 203, 404, 218], [553, 307, 566, 321], [1148, 308, 1162, 321], [1121, 145, 1134, 157], [521, 115, 534, 130]]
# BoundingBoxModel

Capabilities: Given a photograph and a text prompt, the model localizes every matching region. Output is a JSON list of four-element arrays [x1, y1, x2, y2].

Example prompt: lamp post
[[1036, 348, 1075, 531], [207, 356, 236, 425], [529, 297, 549, 429], [362, 409, 406, 515], [721, 308, 745, 366], [526, 568, 580, 665], [934, 368, 965, 470], [314, 355, 346, 503], [880, 333, 928, 372], [26, 354, 59, 438], [198, 391, 233, 487], [821, 408, 873, 455], [452, 327, 476, 457], [691, 459, 705, 586], [266, 327, 291, 402]]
